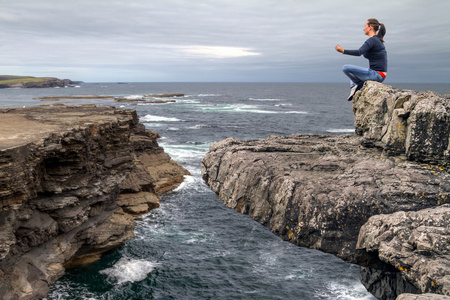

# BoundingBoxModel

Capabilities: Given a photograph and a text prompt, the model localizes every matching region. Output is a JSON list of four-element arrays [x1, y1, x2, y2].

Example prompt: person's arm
[[343, 49, 361, 56], [343, 39, 374, 56]]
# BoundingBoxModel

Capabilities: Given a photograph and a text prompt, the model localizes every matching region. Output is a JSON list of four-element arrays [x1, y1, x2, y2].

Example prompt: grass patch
[[0, 75, 54, 84]]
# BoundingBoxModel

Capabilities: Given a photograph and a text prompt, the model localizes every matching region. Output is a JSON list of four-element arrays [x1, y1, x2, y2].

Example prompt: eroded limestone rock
[[358, 205, 450, 295], [202, 134, 449, 265], [353, 81, 450, 165], [0, 106, 188, 300]]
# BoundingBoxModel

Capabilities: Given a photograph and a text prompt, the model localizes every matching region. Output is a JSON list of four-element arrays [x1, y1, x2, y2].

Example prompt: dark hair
[[368, 18, 386, 42]]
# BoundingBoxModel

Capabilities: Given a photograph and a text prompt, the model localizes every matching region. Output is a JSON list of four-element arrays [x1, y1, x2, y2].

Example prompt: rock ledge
[[0, 106, 189, 299]]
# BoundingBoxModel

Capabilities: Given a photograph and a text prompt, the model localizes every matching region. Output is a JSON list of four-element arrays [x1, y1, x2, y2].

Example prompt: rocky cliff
[[201, 82, 450, 299], [0, 106, 189, 299]]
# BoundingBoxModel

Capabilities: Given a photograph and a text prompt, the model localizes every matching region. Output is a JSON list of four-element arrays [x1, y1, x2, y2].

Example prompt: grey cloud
[[1, 0, 449, 82]]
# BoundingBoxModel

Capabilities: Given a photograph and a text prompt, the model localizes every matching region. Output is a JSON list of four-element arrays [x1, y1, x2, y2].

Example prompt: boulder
[[353, 81, 450, 165]]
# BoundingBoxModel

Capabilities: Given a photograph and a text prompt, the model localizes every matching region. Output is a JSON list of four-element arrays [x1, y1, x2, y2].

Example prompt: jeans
[[342, 64, 385, 89]]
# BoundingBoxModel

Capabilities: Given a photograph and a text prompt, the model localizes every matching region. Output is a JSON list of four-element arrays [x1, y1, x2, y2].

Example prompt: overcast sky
[[1, 0, 449, 83]]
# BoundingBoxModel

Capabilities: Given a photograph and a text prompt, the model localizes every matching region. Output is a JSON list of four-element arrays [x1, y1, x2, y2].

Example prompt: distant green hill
[[0, 75, 54, 84], [0, 75, 68, 88]]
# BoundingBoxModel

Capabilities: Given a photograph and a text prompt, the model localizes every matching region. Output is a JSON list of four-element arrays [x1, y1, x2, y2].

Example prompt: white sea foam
[[100, 257, 159, 285], [137, 102, 176, 106], [125, 95, 144, 100], [183, 229, 212, 244], [173, 175, 197, 192], [248, 98, 282, 101], [319, 281, 376, 300], [236, 104, 278, 113], [326, 129, 355, 133], [242, 109, 279, 114], [274, 103, 292, 107], [160, 143, 209, 163], [284, 270, 307, 280], [172, 173, 211, 194], [140, 115, 183, 122], [285, 111, 308, 114], [43, 281, 98, 300], [178, 99, 201, 104], [187, 124, 209, 129], [259, 251, 278, 266], [196, 103, 278, 114]]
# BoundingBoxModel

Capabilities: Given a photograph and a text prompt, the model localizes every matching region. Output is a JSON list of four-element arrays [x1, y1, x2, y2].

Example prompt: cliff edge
[[201, 82, 449, 299], [0, 106, 189, 299]]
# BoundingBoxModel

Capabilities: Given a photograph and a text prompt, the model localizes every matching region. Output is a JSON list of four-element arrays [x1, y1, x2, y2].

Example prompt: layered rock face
[[0, 106, 189, 299], [201, 82, 449, 299]]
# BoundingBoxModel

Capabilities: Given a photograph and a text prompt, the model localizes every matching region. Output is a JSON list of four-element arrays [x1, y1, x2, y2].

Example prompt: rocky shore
[[0, 106, 189, 299], [201, 82, 450, 300]]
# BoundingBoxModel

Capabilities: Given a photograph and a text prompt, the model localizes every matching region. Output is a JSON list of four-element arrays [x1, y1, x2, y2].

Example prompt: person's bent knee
[[342, 64, 352, 74]]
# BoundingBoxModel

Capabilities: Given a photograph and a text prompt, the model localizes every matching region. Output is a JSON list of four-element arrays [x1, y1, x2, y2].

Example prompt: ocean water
[[1, 82, 449, 300]]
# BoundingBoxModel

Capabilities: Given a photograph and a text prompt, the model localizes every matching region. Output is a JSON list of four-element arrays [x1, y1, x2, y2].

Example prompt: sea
[[1, 82, 449, 300]]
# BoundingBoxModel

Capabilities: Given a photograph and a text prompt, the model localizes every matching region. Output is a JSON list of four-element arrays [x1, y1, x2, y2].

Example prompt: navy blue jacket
[[344, 36, 387, 72]]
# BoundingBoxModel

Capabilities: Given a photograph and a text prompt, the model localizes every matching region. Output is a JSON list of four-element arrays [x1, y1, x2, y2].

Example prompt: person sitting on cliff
[[335, 18, 387, 101]]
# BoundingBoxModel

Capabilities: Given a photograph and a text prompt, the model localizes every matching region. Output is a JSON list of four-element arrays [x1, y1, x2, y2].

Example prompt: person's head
[[365, 18, 386, 42]]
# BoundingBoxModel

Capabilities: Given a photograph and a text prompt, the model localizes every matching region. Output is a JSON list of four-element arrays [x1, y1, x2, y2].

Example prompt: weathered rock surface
[[0, 106, 189, 299], [353, 81, 450, 165], [201, 82, 449, 299], [202, 135, 449, 264], [358, 205, 450, 296], [360, 266, 419, 299]]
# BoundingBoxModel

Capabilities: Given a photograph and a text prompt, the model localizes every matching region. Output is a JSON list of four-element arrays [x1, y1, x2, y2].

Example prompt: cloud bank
[[1, 0, 449, 82]]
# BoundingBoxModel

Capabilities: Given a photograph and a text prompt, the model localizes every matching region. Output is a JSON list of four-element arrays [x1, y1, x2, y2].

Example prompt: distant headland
[[0, 75, 83, 89]]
